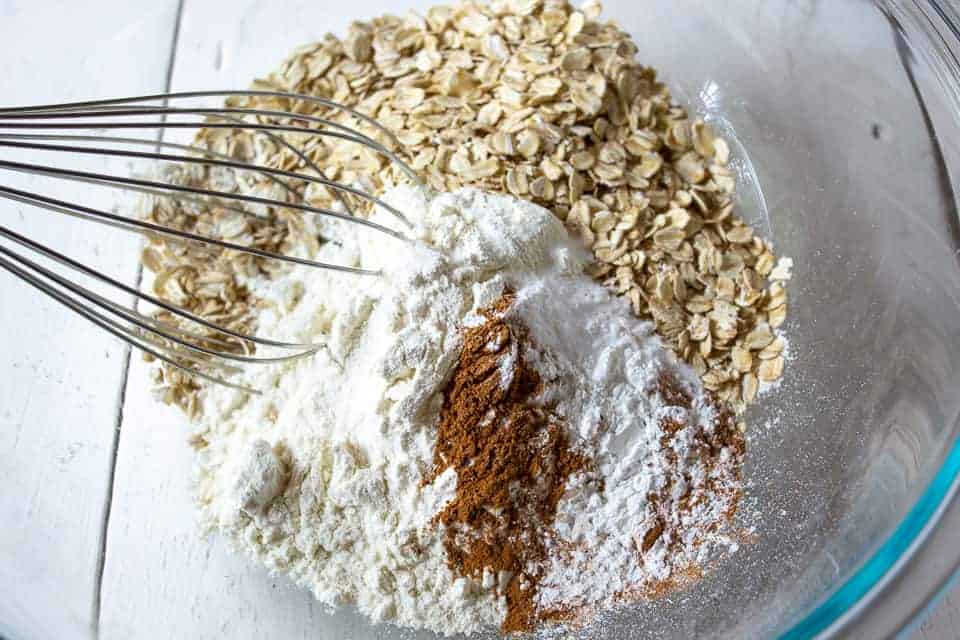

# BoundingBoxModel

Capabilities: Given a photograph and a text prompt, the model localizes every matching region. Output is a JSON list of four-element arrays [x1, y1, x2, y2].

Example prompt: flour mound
[[192, 185, 743, 636], [193, 186, 582, 635]]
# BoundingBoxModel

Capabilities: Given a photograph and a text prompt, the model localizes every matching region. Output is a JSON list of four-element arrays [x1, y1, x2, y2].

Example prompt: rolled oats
[[141, 0, 791, 418]]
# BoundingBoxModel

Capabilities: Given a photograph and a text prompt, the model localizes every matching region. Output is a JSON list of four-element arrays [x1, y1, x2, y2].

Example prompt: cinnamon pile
[[426, 294, 747, 634], [425, 294, 587, 634]]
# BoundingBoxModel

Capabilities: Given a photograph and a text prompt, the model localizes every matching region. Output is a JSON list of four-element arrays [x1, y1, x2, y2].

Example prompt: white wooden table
[[0, 2, 956, 639]]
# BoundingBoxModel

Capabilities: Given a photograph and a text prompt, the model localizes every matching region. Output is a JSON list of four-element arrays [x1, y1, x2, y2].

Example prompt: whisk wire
[[0, 138, 413, 227], [0, 224, 319, 351], [0, 91, 419, 391], [0, 89, 407, 151], [0, 249, 258, 393], [0, 106, 400, 176], [0, 181, 386, 275], [0, 241, 318, 367], [0, 132, 308, 218]]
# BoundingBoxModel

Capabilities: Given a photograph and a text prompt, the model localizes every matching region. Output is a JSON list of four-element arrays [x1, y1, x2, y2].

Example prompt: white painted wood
[[0, 2, 180, 639], [90, 1, 960, 639], [96, 4, 440, 637], [97, 363, 381, 640]]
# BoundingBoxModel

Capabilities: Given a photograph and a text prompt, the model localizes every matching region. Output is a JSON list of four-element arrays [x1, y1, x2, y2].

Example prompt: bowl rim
[[780, 1, 960, 637], [782, 448, 960, 638]]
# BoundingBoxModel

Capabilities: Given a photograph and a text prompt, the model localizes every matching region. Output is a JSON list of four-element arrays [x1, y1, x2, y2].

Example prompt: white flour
[[191, 185, 742, 635], [501, 252, 742, 616], [194, 185, 575, 634]]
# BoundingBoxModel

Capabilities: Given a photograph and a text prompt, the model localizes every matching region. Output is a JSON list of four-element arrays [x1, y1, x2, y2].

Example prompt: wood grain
[[97, 2, 433, 638], [1, 1, 955, 639], [0, 2, 180, 639], [95, 1, 960, 638]]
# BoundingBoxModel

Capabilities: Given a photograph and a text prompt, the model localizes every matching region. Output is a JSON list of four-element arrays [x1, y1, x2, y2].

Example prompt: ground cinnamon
[[427, 298, 746, 633], [425, 294, 587, 634]]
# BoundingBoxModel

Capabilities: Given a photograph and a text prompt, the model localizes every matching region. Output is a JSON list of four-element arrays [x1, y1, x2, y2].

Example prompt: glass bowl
[[601, 0, 960, 638], [4, 1, 960, 639]]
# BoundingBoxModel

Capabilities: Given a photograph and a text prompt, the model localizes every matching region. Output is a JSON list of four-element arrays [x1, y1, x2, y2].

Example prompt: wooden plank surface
[[0, 2, 180, 639], [96, 2, 432, 638], [96, 1, 960, 638], [4, 0, 955, 639]]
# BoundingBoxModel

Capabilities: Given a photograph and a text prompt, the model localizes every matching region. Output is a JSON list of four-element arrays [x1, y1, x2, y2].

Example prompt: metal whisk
[[0, 91, 420, 392]]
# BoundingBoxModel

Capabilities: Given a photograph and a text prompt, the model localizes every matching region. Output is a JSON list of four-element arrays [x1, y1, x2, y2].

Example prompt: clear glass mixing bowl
[[591, 1, 960, 638], [5, 1, 960, 639]]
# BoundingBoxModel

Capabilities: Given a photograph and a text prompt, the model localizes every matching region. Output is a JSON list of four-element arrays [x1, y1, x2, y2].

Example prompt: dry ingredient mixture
[[189, 186, 745, 635], [424, 292, 591, 633], [136, 0, 794, 636]]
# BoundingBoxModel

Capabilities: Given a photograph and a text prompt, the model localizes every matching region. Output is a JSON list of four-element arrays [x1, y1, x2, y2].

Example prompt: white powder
[[190, 184, 742, 635], [194, 185, 580, 635], [499, 252, 742, 617]]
